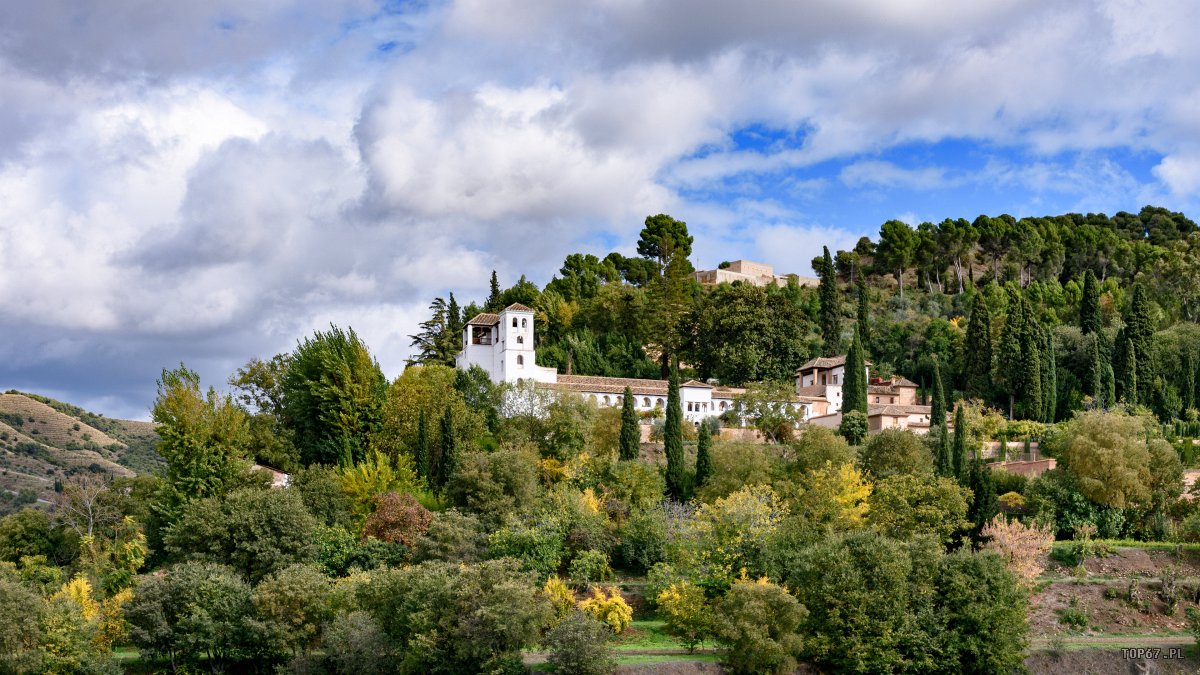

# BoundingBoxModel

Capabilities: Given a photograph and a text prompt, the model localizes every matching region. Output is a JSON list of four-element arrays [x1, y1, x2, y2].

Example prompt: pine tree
[[819, 246, 842, 356], [931, 358, 950, 476], [664, 368, 686, 500], [952, 403, 967, 479], [963, 296, 994, 401], [842, 327, 868, 417], [415, 409, 430, 481], [856, 273, 871, 357], [619, 386, 640, 461], [437, 405, 456, 488], [1080, 270, 1101, 335], [486, 271, 501, 311], [694, 419, 713, 489]]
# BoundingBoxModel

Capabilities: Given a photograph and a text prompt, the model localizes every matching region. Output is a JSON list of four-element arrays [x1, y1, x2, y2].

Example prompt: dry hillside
[[0, 391, 162, 512]]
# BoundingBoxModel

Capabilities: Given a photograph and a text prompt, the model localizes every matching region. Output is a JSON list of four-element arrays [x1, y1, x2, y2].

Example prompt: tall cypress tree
[[996, 293, 1025, 418], [415, 409, 430, 481], [1041, 326, 1057, 423], [963, 296, 994, 401], [447, 293, 462, 342], [694, 419, 713, 489], [1102, 361, 1116, 410], [1125, 284, 1154, 395], [1090, 334, 1103, 404], [664, 368, 686, 500], [1080, 270, 1101, 335], [965, 458, 998, 540], [931, 358, 950, 476], [1124, 338, 1138, 406], [842, 327, 868, 416], [1186, 349, 1198, 413], [952, 403, 967, 479], [619, 386, 640, 461], [1020, 295, 1043, 421], [856, 273, 871, 357], [437, 405, 456, 488], [819, 246, 841, 356], [486, 271, 501, 311]]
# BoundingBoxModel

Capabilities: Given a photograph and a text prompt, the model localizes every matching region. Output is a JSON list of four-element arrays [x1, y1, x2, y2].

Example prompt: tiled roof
[[466, 313, 500, 326], [892, 377, 918, 388], [869, 404, 932, 416], [794, 384, 828, 398], [795, 355, 874, 373], [549, 374, 668, 396], [680, 379, 713, 389], [505, 303, 535, 312]]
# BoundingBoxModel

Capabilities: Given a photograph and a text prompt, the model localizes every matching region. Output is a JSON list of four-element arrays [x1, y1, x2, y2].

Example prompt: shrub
[[361, 492, 433, 547], [614, 507, 667, 572], [249, 564, 333, 657], [544, 610, 616, 675], [982, 514, 1055, 585], [569, 549, 613, 587], [577, 587, 632, 634], [1058, 606, 1088, 629], [542, 576, 576, 622], [656, 581, 712, 651], [316, 610, 396, 674], [487, 518, 566, 577], [411, 509, 487, 563], [713, 577, 806, 675]]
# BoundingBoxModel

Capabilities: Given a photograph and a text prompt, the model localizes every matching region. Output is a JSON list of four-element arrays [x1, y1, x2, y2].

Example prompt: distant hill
[[0, 391, 162, 512]]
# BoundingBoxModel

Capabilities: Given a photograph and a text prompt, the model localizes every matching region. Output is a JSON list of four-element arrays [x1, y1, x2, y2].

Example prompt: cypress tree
[[437, 405, 456, 488], [1090, 335, 1103, 404], [415, 409, 430, 481], [1125, 284, 1154, 394], [1019, 295, 1043, 421], [819, 246, 841, 356], [1080, 270, 1101, 335], [931, 358, 950, 476], [965, 458, 998, 539], [996, 292, 1025, 418], [619, 386, 640, 461], [842, 327, 868, 417], [694, 419, 713, 488], [486, 270, 501, 311], [1102, 361, 1116, 410], [664, 368, 686, 500], [856, 273, 871, 357], [1187, 349, 1199, 413], [1042, 326, 1057, 423], [447, 293, 462, 342], [952, 403, 967, 479], [1124, 338, 1138, 406], [963, 296, 994, 401]]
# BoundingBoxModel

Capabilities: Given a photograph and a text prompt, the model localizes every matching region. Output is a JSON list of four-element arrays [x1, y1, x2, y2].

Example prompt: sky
[[2, 0, 1200, 419]]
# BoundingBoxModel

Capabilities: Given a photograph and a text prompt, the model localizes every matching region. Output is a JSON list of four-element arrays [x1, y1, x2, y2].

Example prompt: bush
[[713, 578, 806, 675], [544, 610, 616, 675], [542, 576, 576, 622], [569, 549, 613, 587], [411, 509, 488, 563], [488, 518, 566, 577], [1058, 606, 1088, 629], [860, 428, 932, 478], [657, 581, 712, 651], [577, 587, 633, 634], [249, 564, 333, 657], [614, 507, 667, 572], [362, 492, 433, 547], [316, 610, 396, 674]]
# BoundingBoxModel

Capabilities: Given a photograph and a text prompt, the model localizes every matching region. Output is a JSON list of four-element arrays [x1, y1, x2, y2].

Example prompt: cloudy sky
[[2, 0, 1199, 419]]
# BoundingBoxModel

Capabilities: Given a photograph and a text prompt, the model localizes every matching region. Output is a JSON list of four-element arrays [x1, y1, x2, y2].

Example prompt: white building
[[455, 303, 929, 432]]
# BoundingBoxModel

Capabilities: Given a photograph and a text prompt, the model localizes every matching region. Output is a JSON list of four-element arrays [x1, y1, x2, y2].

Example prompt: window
[[603, 396, 611, 405], [471, 327, 492, 345], [521, 318, 527, 328], [513, 318, 518, 327], [643, 397, 651, 407], [687, 402, 693, 411], [874, 396, 879, 403], [832, 374, 838, 384], [820, 373, 827, 385], [517, 335, 524, 344], [656, 398, 664, 408], [890, 397, 895, 404], [517, 355, 524, 366]]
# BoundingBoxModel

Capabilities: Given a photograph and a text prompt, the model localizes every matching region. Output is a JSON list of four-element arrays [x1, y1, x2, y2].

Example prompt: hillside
[[0, 391, 162, 511]]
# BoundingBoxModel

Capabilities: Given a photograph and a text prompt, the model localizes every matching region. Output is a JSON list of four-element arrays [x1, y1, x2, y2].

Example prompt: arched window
[[513, 317, 518, 327], [603, 396, 611, 405], [643, 397, 651, 407], [521, 318, 527, 328], [517, 355, 524, 366], [517, 335, 524, 344], [656, 398, 664, 408], [687, 402, 693, 412]]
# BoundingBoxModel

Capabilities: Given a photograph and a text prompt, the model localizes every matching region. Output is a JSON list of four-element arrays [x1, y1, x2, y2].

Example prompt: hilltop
[[0, 390, 162, 512]]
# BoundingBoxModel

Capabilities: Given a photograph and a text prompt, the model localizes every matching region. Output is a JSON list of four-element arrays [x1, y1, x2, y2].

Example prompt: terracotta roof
[[549, 374, 668, 396], [505, 303, 535, 312], [794, 384, 828, 398], [466, 313, 500, 326], [893, 377, 918, 388], [680, 379, 713, 389], [869, 404, 932, 416], [795, 354, 873, 373]]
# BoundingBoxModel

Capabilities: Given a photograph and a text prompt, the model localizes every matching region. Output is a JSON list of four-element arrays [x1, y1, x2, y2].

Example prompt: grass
[[616, 653, 720, 665], [1051, 540, 1200, 553], [613, 619, 712, 651]]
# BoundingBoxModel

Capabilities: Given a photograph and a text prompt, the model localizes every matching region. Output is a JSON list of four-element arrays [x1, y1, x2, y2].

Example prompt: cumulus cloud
[[3, 0, 1200, 416]]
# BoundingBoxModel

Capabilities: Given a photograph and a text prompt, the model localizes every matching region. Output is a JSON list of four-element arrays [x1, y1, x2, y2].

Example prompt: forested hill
[[410, 205, 1200, 424]]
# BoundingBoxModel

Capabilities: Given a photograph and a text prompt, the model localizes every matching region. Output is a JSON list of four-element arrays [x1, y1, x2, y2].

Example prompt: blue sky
[[1, 0, 1199, 418]]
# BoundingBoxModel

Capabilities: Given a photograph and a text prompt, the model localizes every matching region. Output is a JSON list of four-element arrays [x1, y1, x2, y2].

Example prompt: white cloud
[[1154, 154, 1200, 198]]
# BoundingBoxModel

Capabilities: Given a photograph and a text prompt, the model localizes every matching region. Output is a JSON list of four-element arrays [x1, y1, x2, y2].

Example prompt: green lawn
[[613, 619, 714, 652]]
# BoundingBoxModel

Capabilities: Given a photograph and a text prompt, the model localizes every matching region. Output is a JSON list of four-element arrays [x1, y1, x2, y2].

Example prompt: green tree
[[1042, 326, 1057, 422], [1124, 283, 1155, 394], [866, 474, 971, 544], [965, 459, 998, 538], [1123, 338, 1138, 405], [713, 579, 807, 675], [637, 213, 693, 266], [856, 273, 872, 356], [124, 562, 255, 669], [281, 325, 387, 467], [414, 409, 430, 481], [996, 292, 1026, 418], [486, 270, 501, 312], [818, 246, 842, 355], [408, 297, 459, 367], [163, 487, 318, 583], [250, 563, 333, 658], [935, 550, 1029, 673], [842, 327, 868, 417], [1080, 270, 1101, 334], [790, 425, 857, 474], [544, 611, 617, 675], [953, 404, 968, 479], [931, 357, 950, 476], [648, 242, 695, 375], [838, 410, 869, 446], [437, 405, 457, 489], [619, 387, 639, 461], [861, 429, 933, 478], [0, 569, 43, 672], [694, 420, 714, 489], [687, 282, 812, 385], [876, 219, 919, 298], [664, 369, 686, 500], [962, 297, 994, 401]]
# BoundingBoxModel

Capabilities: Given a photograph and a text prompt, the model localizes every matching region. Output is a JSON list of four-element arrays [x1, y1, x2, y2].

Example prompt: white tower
[[456, 303, 557, 384]]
